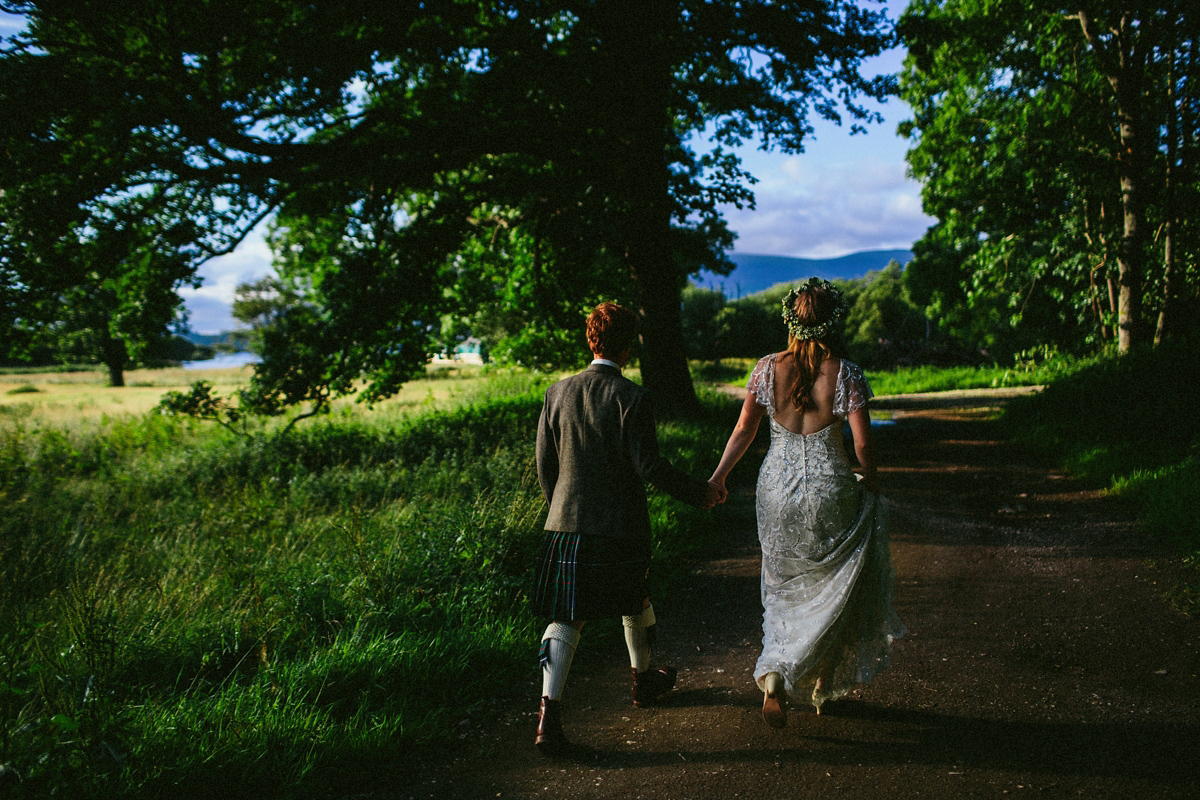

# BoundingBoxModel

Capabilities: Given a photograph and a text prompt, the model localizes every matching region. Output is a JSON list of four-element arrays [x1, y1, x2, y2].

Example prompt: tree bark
[[1157, 32, 1194, 344], [609, 0, 699, 415], [1156, 46, 1177, 345], [102, 334, 127, 387], [1078, 9, 1150, 353]]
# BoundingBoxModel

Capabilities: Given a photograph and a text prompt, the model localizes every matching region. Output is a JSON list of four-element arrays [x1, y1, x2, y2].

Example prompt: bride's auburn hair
[[784, 287, 843, 412]]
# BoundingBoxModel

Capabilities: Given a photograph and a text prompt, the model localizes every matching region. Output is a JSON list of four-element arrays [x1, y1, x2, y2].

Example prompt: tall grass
[[0, 368, 740, 798]]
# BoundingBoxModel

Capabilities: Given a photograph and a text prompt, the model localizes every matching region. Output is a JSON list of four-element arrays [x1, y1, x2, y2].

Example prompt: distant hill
[[183, 331, 253, 351], [694, 249, 913, 298]]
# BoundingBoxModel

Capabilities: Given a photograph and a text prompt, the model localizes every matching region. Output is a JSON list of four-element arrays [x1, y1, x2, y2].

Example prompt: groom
[[530, 302, 726, 754]]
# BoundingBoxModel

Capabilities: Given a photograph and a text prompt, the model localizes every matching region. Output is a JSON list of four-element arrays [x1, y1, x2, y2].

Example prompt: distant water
[[183, 352, 262, 370]]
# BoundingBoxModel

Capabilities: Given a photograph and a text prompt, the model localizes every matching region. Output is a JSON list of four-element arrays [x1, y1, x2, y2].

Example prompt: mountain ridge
[[696, 249, 913, 298]]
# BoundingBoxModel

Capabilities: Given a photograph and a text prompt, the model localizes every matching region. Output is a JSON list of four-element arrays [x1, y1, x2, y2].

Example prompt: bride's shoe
[[761, 672, 787, 728], [813, 675, 828, 715]]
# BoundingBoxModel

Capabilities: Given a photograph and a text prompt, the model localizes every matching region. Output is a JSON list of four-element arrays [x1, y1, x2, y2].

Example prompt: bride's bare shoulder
[[770, 351, 793, 372]]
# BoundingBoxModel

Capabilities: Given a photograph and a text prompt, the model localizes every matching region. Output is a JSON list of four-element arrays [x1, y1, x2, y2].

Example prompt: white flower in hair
[[781, 277, 849, 341]]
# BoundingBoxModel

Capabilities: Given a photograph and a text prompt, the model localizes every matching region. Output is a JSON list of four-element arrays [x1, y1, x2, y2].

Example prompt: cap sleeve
[[746, 355, 776, 417], [833, 360, 873, 417]]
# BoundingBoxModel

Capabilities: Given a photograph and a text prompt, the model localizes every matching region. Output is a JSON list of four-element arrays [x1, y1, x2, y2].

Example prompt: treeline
[[681, 261, 987, 370], [0, 333, 211, 371]]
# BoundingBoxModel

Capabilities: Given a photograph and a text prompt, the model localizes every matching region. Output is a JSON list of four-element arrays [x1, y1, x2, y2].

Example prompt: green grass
[[866, 364, 1037, 395], [0, 368, 743, 798], [720, 352, 1095, 397], [0, 364, 104, 375], [865, 349, 1100, 395]]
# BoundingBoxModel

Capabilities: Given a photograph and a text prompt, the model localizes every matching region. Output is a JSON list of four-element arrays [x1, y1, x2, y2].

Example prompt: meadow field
[[0, 354, 1062, 431], [0, 362, 744, 798], [1, 352, 1194, 797], [0, 362, 500, 429]]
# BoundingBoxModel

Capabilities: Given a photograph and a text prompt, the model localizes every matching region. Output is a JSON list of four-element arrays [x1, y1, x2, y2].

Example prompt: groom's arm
[[627, 393, 708, 507], [535, 397, 559, 505]]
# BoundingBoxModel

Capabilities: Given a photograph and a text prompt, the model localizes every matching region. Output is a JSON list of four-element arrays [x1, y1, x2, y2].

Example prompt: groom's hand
[[702, 480, 727, 509]]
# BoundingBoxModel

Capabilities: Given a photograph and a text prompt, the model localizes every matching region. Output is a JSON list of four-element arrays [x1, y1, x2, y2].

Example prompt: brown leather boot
[[535, 696, 566, 754], [630, 666, 677, 707]]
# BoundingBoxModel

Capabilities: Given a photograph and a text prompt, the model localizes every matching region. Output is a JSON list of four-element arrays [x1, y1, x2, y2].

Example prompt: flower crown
[[781, 277, 849, 341]]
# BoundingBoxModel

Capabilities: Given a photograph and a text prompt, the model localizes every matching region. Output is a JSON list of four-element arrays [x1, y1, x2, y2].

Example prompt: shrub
[[1000, 338, 1200, 570]]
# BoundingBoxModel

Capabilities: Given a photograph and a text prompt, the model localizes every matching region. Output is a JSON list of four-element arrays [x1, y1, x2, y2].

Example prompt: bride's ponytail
[[785, 339, 831, 412]]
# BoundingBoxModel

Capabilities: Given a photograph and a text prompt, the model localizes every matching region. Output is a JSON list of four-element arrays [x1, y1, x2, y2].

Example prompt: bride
[[709, 277, 906, 727]]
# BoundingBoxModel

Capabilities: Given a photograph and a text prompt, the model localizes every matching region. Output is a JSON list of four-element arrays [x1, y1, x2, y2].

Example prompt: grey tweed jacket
[[536, 363, 708, 539]]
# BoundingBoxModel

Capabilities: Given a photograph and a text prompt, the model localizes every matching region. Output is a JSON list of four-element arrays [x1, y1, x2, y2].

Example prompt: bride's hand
[[704, 479, 728, 507]]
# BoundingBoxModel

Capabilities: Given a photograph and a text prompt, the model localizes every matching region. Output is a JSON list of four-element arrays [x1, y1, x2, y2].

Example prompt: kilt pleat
[[530, 531, 650, 620]]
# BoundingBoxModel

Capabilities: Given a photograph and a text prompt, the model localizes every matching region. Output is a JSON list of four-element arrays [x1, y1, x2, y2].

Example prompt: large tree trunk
[[610, 0, 698, 415], [1111, 21, 1148, 353], [626, 117, 698, 416]]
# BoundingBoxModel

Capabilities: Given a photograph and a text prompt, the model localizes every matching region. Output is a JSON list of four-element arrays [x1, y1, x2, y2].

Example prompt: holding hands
[[701, 478, 728, 510]]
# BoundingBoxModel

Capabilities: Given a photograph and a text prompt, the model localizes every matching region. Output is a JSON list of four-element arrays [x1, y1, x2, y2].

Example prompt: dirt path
[[391, 394, 1200, 799]]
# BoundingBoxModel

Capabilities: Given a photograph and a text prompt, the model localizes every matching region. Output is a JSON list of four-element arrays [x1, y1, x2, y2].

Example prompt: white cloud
[[705, 38, 932, 259], [724, 152, 933, 258], [180, 224, 274, 334]]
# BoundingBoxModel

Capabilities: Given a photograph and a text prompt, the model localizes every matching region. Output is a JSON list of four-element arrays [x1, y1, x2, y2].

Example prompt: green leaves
[[5, 0, 897, 411], [899, 0, 1200, 357]]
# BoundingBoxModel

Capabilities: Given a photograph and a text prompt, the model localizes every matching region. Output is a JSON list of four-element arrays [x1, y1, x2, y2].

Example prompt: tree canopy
[[898, 0, 1200, 355], [1, 0, 893, 412]]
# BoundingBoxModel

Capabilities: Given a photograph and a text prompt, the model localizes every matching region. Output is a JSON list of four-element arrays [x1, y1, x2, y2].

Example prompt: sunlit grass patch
[[697, 357, 1073, 397], [1110, 456, 1200, 556], [0, 362, 549, 433]]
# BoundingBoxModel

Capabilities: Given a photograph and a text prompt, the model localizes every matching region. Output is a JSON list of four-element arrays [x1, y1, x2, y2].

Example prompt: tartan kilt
[[530, 531, 651, 620]]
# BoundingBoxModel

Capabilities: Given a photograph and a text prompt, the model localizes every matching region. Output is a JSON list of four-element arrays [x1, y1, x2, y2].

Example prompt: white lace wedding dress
[[747, 355, 906, 711]]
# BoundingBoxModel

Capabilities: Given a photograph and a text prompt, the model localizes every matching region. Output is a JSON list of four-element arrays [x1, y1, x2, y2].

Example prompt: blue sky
[[3, 2, 932, 335], [718, 18, 931, 260]]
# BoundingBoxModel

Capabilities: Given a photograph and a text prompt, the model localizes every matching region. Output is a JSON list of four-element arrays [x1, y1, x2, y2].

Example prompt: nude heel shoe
[[761, 672, 787, 728]]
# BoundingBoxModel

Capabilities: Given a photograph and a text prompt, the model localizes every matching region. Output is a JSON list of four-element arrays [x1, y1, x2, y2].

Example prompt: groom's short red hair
[[586, 302, 638, 357]]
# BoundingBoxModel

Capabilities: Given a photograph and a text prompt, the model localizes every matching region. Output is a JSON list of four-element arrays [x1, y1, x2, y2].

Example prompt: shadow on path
[[397, 397, 1200, 800]]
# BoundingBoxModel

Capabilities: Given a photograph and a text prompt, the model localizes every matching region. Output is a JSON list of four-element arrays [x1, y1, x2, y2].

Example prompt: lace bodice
[[757, 418, 858, 553], [746, 354, 872, 420]]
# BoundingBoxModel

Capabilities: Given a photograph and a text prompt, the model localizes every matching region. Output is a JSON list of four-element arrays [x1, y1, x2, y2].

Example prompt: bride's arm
[[709, 390, 766, 488], [847, 406, 878, 493]]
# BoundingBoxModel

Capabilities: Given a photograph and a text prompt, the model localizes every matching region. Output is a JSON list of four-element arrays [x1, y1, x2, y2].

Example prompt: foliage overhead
[[1, 0, 894, 415]]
